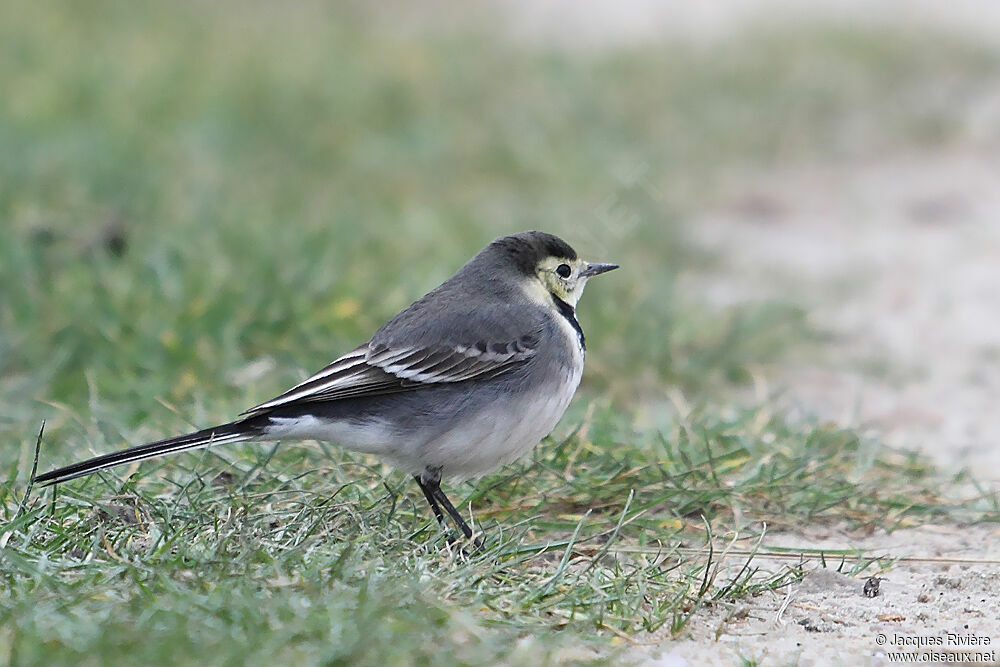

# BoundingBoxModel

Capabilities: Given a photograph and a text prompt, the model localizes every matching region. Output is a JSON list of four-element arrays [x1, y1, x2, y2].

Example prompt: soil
[[636, 153, 1000, 664], [641, 525, 1000, 666]]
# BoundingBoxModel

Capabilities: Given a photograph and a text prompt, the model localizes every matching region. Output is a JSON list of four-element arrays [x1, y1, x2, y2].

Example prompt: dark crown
[[489, 231, 578, 276]]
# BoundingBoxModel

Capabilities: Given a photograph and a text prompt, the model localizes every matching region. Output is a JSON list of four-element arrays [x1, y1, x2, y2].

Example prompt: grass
[[2, 2, 1000, 664], [5, 407, 994, 665]]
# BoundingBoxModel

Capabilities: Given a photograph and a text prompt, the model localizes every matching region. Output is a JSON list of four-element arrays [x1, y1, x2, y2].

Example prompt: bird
[[34, 231, 618, 541]]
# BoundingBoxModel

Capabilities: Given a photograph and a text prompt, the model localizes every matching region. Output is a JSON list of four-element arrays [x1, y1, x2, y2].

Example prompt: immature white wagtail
[[35, 231, 618, 540]]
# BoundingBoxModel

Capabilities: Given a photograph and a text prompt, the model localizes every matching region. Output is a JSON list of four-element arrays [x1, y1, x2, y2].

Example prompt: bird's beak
[[580, 262, 619, 278]]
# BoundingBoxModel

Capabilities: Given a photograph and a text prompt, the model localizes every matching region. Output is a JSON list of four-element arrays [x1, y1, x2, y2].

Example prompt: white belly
[[420, 362, 583, 480]]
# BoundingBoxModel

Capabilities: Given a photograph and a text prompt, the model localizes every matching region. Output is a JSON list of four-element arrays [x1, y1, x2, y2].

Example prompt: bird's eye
[[556, 264, 572, 278]]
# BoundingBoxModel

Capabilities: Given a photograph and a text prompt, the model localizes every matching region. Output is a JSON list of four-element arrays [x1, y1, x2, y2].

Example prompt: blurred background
[[2, 0, 999, 473], [3, 4, 1000, 663]]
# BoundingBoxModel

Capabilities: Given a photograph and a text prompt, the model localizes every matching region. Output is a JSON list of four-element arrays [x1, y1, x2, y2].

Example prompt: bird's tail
[[33, 419, 263, 487]]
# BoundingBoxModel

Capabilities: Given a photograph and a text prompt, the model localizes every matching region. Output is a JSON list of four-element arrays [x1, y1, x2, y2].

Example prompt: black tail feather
[[33, 420, 261, 487]]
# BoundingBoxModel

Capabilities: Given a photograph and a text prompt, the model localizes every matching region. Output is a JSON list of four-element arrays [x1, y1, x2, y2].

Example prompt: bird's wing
[[241, 328, 541, 416]]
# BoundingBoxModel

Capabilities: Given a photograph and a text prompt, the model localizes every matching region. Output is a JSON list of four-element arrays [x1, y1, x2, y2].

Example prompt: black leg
[[413, 474, 447, 528], [414, 467, 474, 541], [430, 482, 473, 540]]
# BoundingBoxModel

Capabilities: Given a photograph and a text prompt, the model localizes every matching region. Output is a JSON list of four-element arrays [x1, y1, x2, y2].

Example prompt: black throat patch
[[552, 296, 585, 351]]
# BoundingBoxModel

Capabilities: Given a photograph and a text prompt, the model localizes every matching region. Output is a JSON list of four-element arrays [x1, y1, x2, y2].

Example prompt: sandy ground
[[640, 524, 1000, 666], [687, 152, 1000, 477], [641, 152, 1000, 664]]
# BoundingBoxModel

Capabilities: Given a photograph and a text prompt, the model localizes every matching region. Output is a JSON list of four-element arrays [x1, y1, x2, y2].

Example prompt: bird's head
[[489, 231, 618, 307]]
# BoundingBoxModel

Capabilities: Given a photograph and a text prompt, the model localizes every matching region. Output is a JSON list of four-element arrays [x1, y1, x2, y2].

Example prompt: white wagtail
[[35, 231, 618, 540]]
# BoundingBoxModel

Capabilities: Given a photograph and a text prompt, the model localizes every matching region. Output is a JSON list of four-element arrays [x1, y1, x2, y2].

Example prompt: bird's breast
[[421, 355, 583, 481]]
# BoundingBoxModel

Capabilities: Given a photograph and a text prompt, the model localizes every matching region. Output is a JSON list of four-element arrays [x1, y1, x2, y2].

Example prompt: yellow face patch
[[535, 256, 588, 306]]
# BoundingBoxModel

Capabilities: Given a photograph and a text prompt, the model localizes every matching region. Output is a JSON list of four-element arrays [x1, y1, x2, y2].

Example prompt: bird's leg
[[430, 483, 474, 541], [413, 474, 447, 529], [417, 466, 474, 541]]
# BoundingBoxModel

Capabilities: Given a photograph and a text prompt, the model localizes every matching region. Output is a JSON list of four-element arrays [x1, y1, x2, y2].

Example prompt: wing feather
[[242, 334, 538, 416]]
